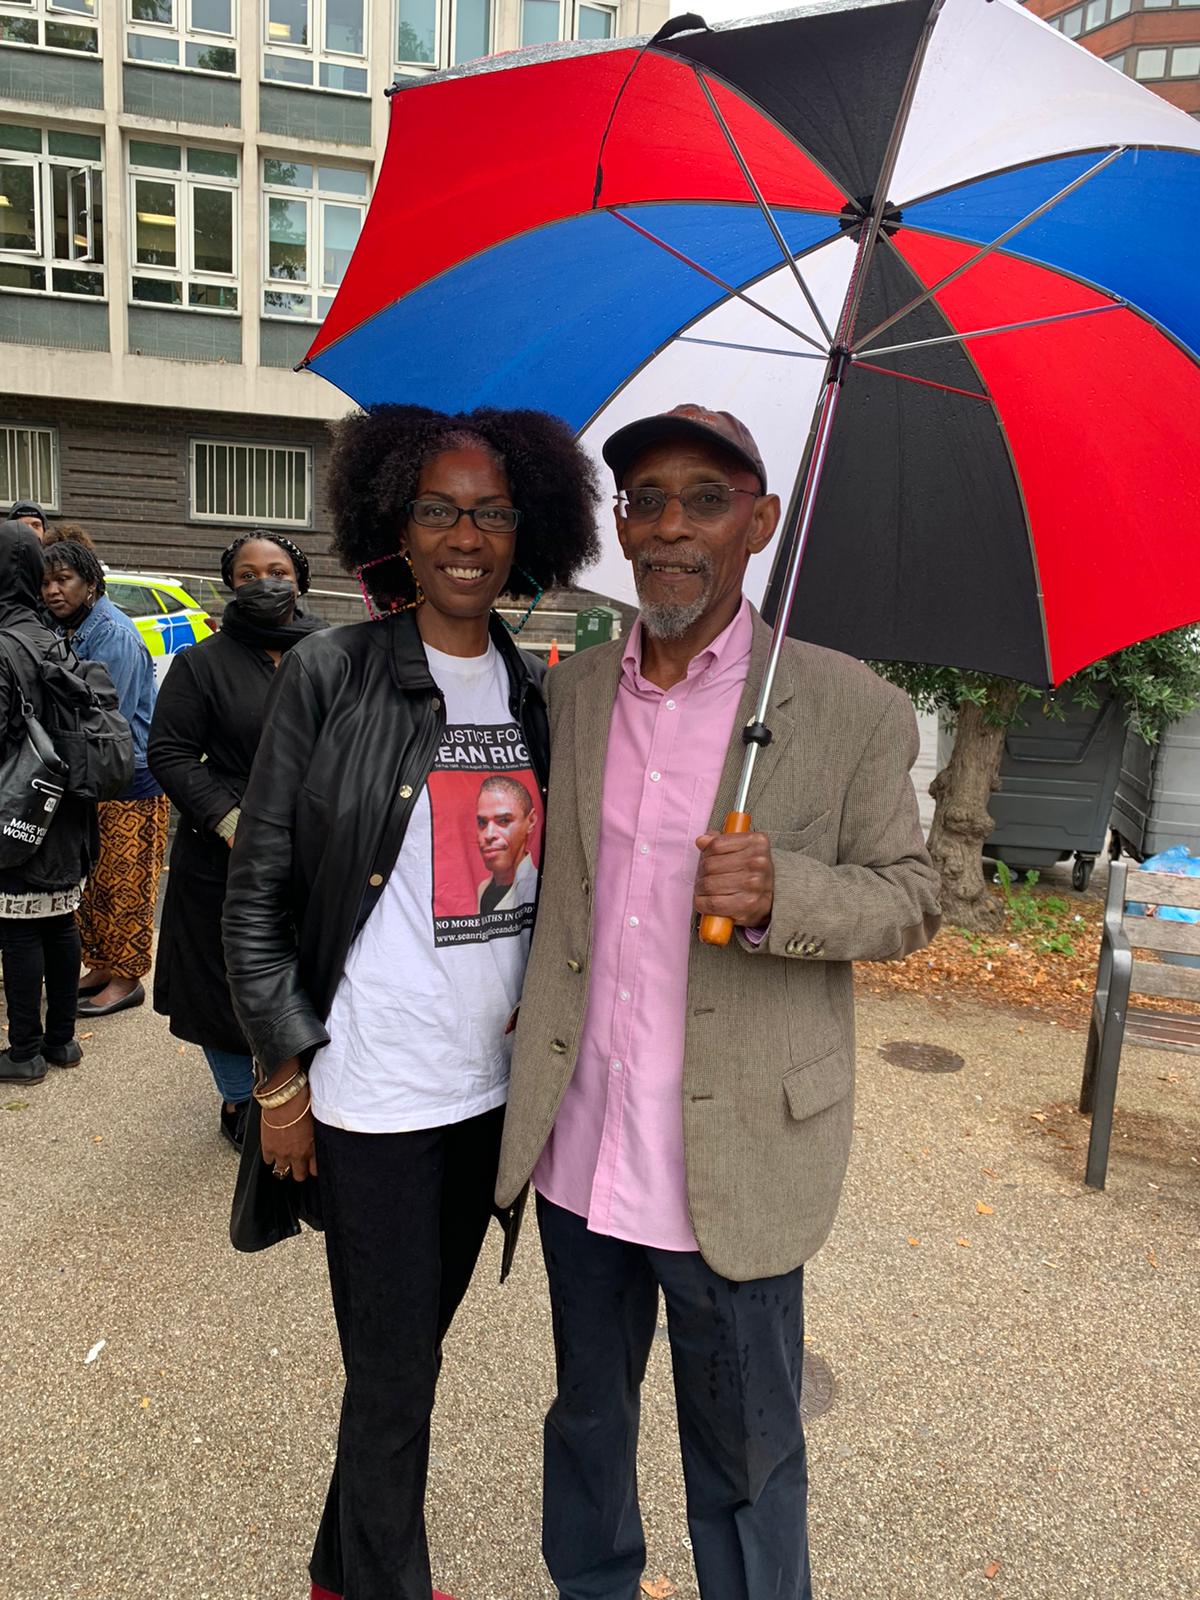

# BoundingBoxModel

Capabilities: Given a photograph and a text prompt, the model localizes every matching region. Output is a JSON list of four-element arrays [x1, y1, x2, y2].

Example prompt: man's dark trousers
[[538, 1197, 812, 1600]]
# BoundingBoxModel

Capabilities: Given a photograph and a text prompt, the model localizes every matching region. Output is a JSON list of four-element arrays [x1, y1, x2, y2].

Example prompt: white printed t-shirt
[[310, 641, 542, 1133]]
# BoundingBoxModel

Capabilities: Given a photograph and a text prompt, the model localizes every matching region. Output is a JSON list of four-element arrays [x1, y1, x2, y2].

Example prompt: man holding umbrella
[[498, 404, 941, 1599]]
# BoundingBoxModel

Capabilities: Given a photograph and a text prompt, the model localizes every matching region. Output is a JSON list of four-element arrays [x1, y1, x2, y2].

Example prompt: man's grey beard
[[634, 548, 713, 640]]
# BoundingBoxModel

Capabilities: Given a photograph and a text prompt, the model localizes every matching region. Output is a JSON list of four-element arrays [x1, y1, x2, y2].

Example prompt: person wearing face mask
[[41, 540, 166, 1018], [148, 531, 326, 1150]]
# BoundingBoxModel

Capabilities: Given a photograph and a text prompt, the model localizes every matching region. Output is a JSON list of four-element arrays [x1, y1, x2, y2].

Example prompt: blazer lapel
[[709, 609, 796, 829], [572, 645, 623, 877]]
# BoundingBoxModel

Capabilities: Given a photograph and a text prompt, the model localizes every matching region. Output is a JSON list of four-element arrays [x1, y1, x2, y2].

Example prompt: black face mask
[[234, 577, 296, 627]]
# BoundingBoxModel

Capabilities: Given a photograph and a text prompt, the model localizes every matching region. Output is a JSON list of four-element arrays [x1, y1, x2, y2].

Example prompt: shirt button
[[649, 770, 661, 782], [368, 873, 384, 887], [628, 915, 639, 928], [611, 1059, 623, 1073], [619, 989, 630, 1003], [639, 843, 649, 856], [665, 699, 676, 710]]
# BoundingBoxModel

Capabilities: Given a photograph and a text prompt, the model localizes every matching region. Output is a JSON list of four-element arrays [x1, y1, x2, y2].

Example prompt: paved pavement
[[1, 986, 1197, 1600]]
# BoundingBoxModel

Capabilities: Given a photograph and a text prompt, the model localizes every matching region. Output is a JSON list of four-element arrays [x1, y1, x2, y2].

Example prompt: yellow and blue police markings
[[105, 573, 214, 686]]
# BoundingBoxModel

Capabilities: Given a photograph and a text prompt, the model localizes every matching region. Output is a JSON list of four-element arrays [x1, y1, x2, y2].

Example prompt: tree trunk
[[926, 681, 1021, 932]]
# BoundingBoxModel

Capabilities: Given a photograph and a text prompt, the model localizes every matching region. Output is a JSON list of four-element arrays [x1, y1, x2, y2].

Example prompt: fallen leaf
[[139, 1397, 151, 1409], [78, 1031, 94, 1041], [1146, 1250, 1159, 1269], [956, 1237, 971, 1248], [985, 1560, 1002, 1581], [1031, 1112, 1047, 1123], [3, 1100, 29, 1112], [982, 1167, 998, 1179], [907, 1236, 921, 1247], [640, 1578, 677, 1599], [976, 1201, 995, 1216], [91, 1135, 103, 1145], [83, 1340, 106, 1365], [178, 1045, 186, 1055]]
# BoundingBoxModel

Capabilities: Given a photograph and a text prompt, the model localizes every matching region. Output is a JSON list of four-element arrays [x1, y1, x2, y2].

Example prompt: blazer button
[[369, 873, 384, 887], [581, 877, 590, 896], [566, 958, 582, 974], [785, 938, 802, 956], [399, 784, 413, 799], [550, 1038, 568, 1054]]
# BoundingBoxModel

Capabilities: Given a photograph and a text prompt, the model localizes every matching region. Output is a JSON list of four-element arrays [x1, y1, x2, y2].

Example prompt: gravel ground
[[1, 988, 1196, 1600]]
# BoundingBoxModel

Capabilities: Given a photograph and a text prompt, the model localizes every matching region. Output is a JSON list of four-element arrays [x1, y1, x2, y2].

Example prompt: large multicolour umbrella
[[302, 0, 1200, 937]]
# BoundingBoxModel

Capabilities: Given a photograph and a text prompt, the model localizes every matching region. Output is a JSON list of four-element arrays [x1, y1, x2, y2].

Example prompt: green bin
[[574, 605, 619, 654]]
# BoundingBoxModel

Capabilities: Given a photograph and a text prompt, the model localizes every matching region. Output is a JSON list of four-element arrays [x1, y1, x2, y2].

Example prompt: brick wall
[[3, 395, 351, 594]]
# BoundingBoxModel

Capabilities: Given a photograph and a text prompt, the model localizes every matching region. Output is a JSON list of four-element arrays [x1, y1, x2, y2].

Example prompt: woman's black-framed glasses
[[406, 498, 521, 534], [616, 484, 759, 524]]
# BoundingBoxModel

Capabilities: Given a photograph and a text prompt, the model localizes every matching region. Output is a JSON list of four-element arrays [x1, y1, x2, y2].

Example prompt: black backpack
[[0, 630, 134, 802]]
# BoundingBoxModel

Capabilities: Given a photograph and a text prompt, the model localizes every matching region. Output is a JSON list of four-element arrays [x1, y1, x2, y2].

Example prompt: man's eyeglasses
[[407, 498, 521, 534], [616, 484, 759, 524]]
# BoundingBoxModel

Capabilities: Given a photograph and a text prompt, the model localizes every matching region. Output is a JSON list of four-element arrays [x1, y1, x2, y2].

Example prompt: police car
[[104, 573, 215, 685]]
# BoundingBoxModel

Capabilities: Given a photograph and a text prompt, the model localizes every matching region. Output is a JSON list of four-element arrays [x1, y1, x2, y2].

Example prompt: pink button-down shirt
[[533, 599, 754, 1251]]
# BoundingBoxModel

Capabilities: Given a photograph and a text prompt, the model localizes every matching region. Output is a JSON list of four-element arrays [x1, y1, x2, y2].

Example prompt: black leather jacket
[[222, 611, 549, 1075]]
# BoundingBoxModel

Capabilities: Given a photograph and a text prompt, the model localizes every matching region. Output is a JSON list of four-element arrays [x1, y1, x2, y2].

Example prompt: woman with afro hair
[[222, 404, 599, 1600]]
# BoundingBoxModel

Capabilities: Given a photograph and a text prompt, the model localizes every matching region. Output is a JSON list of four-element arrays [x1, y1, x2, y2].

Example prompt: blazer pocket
[[771, 810, 832, 854], [783, 1042, 852, 1122]]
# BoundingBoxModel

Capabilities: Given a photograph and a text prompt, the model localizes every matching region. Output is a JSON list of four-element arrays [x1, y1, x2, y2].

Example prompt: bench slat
[[1125, 869, 1200, 912], [1123, 914, 1200, 957], [1130, 957, 1200, 1002]]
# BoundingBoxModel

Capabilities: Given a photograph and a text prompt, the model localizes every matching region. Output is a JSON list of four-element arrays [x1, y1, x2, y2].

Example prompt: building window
[[396, 0, 437, 65], [0, 125, 105, 299], [261, 157, 367, 321], [520, 0, 558, 45], [1, 425, 59, 512], [263, 0, 367, 94], [1129, 41, 1200, 76], [126, 0, 237, 76], [577, 1, 613, 38], [451, 0, 490, 63], [190, 439, 311, 526], [0, 0, 99, 55], [1047, 0, 1132, 34], [128, 140, 239, 311]]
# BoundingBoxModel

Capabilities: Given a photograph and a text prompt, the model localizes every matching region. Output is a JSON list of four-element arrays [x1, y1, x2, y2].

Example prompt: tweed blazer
[[497, 608, 941, 1281]]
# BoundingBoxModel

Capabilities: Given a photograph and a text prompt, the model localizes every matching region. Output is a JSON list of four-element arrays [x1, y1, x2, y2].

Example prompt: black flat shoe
[[0, 1050, 47, 1084], [77, 978, 107, 997], [76, 982, 145, 1018], [45, 1040, 83, 1068], [220, 1099, 251, 1151]]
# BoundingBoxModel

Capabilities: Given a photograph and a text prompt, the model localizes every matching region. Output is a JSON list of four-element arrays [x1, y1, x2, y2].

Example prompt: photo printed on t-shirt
[[427, 722, 542, 948]]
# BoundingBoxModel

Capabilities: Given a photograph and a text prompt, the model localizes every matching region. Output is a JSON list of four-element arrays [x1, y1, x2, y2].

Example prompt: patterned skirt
[[77, 794, 171, 980]]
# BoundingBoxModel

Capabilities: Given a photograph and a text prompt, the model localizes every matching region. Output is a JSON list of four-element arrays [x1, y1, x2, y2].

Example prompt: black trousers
[[538, 1197, 812, 1600], [310, 1106, 504, 1600], [0, 912, 80, 1060]]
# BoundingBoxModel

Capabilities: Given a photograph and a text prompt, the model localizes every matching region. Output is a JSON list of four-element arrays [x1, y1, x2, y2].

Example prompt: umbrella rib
[[608, 209, 829, 353], [852, 360, 992, 402], [851, 145, 1129, 353], [677, 335, 826, 359], [861, 300, 1125, 358], [691, 66, 837, 347]]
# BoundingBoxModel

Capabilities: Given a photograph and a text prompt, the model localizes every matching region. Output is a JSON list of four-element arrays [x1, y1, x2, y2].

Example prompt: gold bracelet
[[262, 1094, 312, 1132], [254, 1070, 308, 1110]]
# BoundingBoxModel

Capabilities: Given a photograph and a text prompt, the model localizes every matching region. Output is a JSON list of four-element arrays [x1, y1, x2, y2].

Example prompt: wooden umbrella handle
[[698, 811, 752, 947]]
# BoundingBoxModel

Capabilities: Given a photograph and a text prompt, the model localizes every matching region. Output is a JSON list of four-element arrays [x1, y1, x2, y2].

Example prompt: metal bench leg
[[1080, 1009, 1101, 1115], [1084, 949, 1132, 1191]]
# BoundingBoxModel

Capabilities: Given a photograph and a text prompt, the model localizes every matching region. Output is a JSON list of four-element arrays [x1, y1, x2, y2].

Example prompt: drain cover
[[801, 1350, 835, 1422], [880, 1039, 964, 1074]]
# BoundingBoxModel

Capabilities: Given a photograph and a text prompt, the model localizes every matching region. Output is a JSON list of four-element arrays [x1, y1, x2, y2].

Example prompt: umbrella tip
[[651, 14, 708, 45]]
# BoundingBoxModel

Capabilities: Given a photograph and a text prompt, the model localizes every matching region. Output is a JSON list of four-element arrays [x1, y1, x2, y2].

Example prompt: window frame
[[0, 0, 100, 57], [0, 423, 60, 513], [0, 125, 106, 302], [124, 0, 239, 80], [576, 0, 615, 38], [260, 155, 368, 324], [127, 139, 241, 315], [261, 0, 370, 97], [446, 0, 491, 66], [188, 437, 314, 528], [394, 0, 440, 70]]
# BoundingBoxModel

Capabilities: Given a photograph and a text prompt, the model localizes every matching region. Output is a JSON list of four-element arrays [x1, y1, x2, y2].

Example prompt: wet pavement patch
[[879, 1039, 965, 1074]]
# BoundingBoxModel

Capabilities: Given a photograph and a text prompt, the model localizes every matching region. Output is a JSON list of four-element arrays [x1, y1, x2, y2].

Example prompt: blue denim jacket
[[69, 594, 160, 791]]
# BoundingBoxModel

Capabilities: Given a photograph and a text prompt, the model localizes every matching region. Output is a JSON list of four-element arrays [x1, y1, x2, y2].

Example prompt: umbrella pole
[[698, 0, 947, 947]]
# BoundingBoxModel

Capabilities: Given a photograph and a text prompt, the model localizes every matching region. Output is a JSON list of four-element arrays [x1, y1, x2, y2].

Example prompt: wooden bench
[[1080, 859, 1200, 1187]]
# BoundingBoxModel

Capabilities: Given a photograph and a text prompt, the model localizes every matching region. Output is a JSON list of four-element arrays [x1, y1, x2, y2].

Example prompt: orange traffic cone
[[547, 637, 560, 667]]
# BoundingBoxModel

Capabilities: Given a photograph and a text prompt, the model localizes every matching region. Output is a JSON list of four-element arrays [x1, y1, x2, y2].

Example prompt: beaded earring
[[501, 566, 544, 636], [356, 550, 424, 620]]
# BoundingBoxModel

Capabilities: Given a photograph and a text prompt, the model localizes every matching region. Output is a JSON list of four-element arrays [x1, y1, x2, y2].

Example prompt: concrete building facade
[[0, 0, 666, 585]]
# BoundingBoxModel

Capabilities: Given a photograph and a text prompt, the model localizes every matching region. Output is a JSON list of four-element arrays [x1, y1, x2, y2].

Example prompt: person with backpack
[[0, 522, 99, 1084], [42, 541, 167, 1018]]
